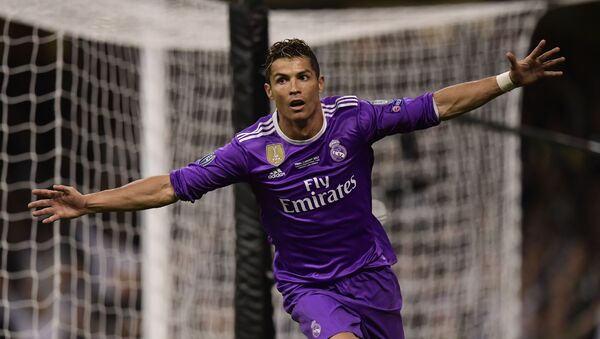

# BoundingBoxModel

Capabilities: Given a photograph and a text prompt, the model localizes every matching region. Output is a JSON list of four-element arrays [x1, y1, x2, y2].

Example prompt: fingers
[[528, 39, 546, 59], [31, 184, 76, 200], [29, 184, 76, 224], [506, 52, 519, 69], [538, 47, 561, 62], [544, 71, 563, 77], [43, 215, 61, 224], [29, 205, 61, 224], [32, 207, 54, 217], [52, 185, 74, 193], [27, 199, 52, 209], [543, 56, 566, 68], [31, 189, 64, 198]]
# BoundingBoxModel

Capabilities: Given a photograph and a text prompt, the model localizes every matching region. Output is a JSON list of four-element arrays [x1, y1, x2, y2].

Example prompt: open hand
[[28, 185, 89, 224], [506, 39, 565, 87]]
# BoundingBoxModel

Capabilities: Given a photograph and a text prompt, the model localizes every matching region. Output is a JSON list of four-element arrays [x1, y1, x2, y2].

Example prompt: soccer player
[[28, 38, 563, 339]]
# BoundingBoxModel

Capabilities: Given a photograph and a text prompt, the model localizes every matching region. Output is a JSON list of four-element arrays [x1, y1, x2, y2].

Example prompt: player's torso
[[239, 96, 372, 222], [236, 97, 382, 281]]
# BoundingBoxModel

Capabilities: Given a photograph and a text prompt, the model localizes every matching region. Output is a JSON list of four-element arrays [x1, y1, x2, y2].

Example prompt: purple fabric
[[169, 93, 439, 284], [279, 266, 404, 339]]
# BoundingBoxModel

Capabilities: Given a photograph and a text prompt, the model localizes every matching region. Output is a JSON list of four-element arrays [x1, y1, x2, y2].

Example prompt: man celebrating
[[29, 38, 563, 338]]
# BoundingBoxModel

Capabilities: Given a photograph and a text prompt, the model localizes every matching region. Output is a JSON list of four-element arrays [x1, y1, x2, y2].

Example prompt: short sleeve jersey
[[170, 93, 440, 284]]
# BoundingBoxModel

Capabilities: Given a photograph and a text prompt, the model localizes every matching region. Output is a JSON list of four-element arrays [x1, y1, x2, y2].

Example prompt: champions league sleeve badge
[[196, 152, 216, 166], [329, 139, 347, 162], [266, 143, 285, 166], [391, 98, 402, 113], [310, 320, 321, 338]]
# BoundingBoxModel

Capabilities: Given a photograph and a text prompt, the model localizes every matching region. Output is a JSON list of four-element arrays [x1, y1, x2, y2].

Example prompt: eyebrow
[[273, 69, 312, 78]]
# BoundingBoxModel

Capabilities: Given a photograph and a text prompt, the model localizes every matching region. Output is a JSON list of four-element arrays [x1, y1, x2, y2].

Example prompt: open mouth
[[289, 99, 305, 109]]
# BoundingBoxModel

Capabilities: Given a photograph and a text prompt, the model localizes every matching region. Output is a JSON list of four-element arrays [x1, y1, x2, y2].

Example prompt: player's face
[[264, 56, 324, 124]]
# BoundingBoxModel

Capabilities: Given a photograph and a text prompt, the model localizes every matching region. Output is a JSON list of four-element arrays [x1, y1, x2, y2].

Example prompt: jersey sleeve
[[357, 92, 441, 143], [169, 138, 248, 202]]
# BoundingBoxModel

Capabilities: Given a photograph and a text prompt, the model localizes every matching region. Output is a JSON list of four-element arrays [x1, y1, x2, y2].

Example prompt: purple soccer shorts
[[278, 266, 404, 339]]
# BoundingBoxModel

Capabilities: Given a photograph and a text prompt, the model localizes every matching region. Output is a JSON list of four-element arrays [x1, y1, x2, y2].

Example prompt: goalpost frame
[[140, 47, 171, 339], [229, 0, 275, 338]]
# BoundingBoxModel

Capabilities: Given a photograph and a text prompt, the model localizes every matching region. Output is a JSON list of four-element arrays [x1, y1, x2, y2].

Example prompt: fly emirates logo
[[279, 175, 357, 213]]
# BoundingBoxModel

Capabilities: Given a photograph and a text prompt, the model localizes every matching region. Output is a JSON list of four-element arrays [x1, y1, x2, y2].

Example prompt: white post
[[52, 32, 64, 339], [140, 46, 170, 339]]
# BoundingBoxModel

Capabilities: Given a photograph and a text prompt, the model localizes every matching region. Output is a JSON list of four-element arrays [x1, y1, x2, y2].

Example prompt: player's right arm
[[434, 40, 564, 120], [28, 175, 177, 224]]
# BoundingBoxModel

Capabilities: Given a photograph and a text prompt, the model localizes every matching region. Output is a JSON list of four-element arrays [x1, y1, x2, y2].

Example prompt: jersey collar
[[272, 105, 327, 145]]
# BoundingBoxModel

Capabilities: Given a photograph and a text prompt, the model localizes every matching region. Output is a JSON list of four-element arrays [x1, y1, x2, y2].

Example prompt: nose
[[289, 79, 300, 95]]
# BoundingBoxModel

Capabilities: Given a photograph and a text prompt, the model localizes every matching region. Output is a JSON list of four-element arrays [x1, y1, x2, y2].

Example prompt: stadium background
[[0, 0, 598, 338]]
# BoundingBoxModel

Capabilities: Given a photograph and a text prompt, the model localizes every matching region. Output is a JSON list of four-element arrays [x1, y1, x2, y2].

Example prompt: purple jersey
[[169, 93, 439, 284]]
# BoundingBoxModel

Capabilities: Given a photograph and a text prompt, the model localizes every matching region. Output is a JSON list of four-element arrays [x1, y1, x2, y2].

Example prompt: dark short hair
[[264, 38, 320, 83]]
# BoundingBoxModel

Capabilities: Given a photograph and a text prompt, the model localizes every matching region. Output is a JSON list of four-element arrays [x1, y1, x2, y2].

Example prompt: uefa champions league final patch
[[196, 153, 216, 166]]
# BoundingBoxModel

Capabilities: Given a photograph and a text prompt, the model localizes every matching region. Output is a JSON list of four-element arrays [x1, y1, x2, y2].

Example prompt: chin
[[278, 104, 317, 122], [290, 110, 314, 120]]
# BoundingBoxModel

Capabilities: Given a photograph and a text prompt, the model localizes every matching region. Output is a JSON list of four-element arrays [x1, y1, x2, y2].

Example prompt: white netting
[[270, 3, 543, 339], [0, 1, 543, 338], [166, 49, 234, 338], [0, 0, 230, 338], [0, 24, 143, 337]]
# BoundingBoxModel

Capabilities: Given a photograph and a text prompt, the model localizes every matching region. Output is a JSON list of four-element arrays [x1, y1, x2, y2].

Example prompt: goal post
[[140, 46, 170, 339], [229, 1, 275, 338]]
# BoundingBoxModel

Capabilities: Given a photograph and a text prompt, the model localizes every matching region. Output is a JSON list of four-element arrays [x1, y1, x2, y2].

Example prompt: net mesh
[[0, 0, 230, 338], [0, 21, 143, 337], [0, 1, 542, 338], [167, 49, 233, 338]]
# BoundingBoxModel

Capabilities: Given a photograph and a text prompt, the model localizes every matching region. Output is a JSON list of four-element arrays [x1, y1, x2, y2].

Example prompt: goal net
[[0, 1, 542, 338], [0, 0, 231, 338]]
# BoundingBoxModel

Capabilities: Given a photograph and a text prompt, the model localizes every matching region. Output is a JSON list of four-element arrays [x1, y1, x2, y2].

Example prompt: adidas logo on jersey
[[268, 168, 286, 179]]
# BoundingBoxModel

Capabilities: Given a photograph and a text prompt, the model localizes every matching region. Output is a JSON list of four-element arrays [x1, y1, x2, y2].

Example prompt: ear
[[318, 75, 325, 93], [264, 83, 273, 99]]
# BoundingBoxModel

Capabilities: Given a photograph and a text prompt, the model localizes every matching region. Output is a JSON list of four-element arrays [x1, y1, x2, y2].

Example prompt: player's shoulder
[[321, 95, 363, 119], [234, 112, 276, 145], [321, 95, 360, 109]]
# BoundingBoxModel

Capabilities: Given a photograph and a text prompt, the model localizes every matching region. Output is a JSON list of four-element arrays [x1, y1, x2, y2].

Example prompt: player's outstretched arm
[[28, 175, 178, 224], [433, 40, 565, 120]]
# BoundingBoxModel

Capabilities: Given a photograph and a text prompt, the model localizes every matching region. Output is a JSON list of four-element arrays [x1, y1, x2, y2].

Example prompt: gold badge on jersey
[[266, 143, 285, 166]]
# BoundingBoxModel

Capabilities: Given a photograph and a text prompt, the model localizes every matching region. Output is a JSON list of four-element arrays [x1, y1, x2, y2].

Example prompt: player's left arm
[[433, 40, 565, 121]]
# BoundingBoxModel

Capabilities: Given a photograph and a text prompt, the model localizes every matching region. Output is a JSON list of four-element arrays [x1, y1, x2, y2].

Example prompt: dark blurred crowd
[[521, 3, 600, 339]]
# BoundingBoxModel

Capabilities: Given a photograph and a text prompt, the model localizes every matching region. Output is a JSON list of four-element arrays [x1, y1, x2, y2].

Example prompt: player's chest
[[249, 135, 366, 189]]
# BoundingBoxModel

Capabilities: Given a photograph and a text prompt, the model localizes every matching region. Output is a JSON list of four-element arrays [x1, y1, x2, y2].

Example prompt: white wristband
[[496, 71, 516, 92]]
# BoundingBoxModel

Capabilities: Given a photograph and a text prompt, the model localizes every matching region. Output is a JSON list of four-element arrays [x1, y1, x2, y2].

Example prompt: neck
[[277, 108, 324, 141]]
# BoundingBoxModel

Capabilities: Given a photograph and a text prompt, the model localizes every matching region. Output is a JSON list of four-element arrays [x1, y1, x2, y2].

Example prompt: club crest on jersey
[[329, 139, 347, 162], [310, 320, 321, 338], [266, 143, 285, 166]]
